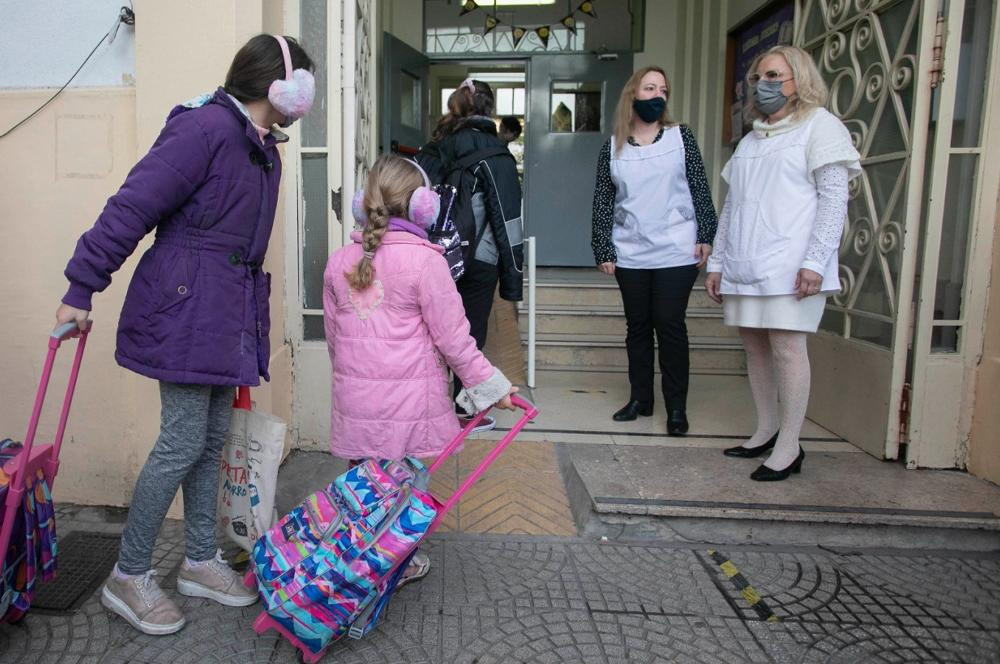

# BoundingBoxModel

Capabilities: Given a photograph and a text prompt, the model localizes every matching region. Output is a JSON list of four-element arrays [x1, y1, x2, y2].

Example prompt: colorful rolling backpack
[[248, 457, 436, 658], [1, 439, 58, 623], [0, 321, 90, 623], [248, 397, 538, 662]]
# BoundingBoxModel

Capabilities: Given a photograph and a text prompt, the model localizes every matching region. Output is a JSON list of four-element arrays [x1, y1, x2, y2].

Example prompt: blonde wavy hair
[[346, 155, 424, 290], [612, 66, 676, 154], [748, 45, 828, 119]]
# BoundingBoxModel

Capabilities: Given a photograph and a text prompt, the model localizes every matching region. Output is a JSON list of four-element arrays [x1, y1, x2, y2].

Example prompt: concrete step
[[536, 364, 747, 376], [531, 282, 718, 309], [528, 333, 746, 373], [558, 442, 1000, 551], [518, 304, 738, 338]]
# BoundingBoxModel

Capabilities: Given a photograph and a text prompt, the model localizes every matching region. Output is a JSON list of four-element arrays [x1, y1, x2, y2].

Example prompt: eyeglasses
[[747, 70, 793, 85]]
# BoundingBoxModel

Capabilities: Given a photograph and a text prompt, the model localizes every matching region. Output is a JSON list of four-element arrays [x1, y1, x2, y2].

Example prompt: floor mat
[[31, 531, 120, 613]]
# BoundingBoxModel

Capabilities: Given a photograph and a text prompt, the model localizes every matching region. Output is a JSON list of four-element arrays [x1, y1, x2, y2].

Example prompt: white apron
[[610, 126, 698, 269], [718, 111, 841, 296]]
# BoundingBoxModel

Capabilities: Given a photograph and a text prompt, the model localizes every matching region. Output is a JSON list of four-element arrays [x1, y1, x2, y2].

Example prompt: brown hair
[[224, 34, 314, 103], [346, 155, 425, 290], [431, 80, 496, 142], [612, 67, 675, 154]]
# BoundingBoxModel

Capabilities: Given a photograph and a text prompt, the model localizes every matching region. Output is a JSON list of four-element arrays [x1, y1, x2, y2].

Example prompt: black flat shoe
[[667, 410, 689, 436], [613, 400, 654, 422], [750, 447, 805, 482], [723, 432, 779, 458]]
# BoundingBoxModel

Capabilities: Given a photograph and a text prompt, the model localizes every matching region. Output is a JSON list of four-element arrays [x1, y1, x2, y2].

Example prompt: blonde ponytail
[[345, 155, 424, 290]]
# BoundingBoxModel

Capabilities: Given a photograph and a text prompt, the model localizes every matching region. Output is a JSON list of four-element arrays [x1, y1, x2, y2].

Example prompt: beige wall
[[0, 1, 293, 511], [0, 88, 153, 508], [969, 204, 1000, 485]]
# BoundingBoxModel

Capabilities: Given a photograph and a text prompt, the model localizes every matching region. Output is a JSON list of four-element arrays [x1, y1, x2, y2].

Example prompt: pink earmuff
[[351, 160, 441, 230], [268, 35, 315, 127], [406, 160, 441, 229]]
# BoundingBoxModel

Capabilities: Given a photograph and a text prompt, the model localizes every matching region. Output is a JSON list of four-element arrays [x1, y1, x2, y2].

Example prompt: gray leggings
[[117, 382, 232, 575]]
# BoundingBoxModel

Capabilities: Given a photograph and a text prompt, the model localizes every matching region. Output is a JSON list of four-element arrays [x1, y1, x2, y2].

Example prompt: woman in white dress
[[706, 45, 861, 481]]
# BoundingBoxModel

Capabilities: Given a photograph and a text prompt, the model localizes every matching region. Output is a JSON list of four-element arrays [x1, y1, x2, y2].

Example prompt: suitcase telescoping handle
[[29, 320, 92, 466], [426, 395, 538, 531]]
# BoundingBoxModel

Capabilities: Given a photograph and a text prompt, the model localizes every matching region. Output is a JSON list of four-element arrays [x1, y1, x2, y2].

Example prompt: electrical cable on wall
[[0, 6, 135, 141]]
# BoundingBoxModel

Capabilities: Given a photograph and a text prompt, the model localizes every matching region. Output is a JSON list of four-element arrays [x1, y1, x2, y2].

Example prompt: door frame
[[906, 0, 1000, 468], [284, 0, 379, 449], [799, 0, 939, 460], [425, 56, 532, 116]]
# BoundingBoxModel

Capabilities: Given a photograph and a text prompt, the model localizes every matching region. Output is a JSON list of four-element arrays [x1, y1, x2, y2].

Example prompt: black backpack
[[416, 143, 514, 266]]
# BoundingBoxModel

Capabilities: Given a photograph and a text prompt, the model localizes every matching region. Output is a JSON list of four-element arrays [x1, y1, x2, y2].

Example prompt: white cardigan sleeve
[[806, 109, 862, 181], [801, 163, 849, 274]]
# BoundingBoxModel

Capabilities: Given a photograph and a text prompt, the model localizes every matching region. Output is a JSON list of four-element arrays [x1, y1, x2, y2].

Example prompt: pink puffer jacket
[[323, 230, 510, 460]]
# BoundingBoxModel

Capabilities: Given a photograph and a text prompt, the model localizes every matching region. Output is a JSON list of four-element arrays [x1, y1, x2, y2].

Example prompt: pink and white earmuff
[[352, 160, 441, 230], [268, 35, 315, 128]]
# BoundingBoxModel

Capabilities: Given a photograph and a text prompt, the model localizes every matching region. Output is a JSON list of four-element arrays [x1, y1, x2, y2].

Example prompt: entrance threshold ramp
[[484, 370, 1000, 549], [567, 443, 1000, 530], [485, 371, 844, 446], [562, 442, 1000, 552]]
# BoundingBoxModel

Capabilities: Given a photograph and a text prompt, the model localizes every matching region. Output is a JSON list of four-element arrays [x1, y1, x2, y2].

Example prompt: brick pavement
[[2, 512, 998, 663]]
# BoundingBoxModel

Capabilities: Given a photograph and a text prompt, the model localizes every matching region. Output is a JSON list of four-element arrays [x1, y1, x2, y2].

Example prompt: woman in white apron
[[706, 46, 861, 481], [592, 67, 718, 436]]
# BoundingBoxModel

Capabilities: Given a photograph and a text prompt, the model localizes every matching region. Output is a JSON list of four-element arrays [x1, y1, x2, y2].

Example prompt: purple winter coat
[[62, 88, 284, 386]]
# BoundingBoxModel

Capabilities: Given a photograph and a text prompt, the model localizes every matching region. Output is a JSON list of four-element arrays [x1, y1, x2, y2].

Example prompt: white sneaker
[[459, 415, 496, 434], [176, 550, 258, 607], [101, 568, 186, 635]]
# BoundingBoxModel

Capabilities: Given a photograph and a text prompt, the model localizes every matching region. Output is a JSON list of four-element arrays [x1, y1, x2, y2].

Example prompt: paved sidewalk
[[2, 507, 999, 663]]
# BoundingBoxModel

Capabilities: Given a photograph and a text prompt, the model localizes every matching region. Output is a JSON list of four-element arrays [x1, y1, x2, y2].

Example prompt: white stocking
[[739, 327, 779, 448], [766, 329, 811, 469]]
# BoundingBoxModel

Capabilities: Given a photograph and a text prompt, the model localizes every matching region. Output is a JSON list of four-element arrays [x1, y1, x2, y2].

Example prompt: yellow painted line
[[740, 586, 762, 604], [719, 561, 740, 578], [706, 549, 780, 623]]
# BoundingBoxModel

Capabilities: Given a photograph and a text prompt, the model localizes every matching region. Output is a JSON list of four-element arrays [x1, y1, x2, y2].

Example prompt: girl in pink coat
[[323, 154, 517, 460], [323, 155, 517, 584]]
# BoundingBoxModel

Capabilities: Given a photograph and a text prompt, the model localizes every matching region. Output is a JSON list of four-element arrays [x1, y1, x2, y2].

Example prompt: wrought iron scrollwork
[[797, 0, 920, 344]]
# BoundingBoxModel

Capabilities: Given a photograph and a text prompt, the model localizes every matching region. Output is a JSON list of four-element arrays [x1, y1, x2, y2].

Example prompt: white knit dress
[[709, 110, 861, 332]]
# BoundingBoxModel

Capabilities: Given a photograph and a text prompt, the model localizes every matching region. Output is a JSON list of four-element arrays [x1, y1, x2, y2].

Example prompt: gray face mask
[[753, 79, 789, 116]]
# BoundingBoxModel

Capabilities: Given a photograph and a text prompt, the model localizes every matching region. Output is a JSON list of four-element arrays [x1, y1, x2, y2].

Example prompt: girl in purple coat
[[54, 35, 315, 635]]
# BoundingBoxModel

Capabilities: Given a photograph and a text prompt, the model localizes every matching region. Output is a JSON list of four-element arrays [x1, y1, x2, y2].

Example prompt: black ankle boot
[[613, 400, 653, 422], [667, 410, 688, 436], [723, 432, 779, 458], [750, 447, 805, 482]]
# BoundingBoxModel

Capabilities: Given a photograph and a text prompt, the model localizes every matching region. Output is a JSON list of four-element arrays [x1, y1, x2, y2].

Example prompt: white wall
[[1, 0, 136, 89], [381, 0, 423, 52]]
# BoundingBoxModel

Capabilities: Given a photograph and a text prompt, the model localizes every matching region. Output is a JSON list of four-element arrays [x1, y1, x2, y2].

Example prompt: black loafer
[[723, 432, 779, 458], [613, 400, 654, 422], [667, 410, 689, 436], [750, 447, 805, 482]]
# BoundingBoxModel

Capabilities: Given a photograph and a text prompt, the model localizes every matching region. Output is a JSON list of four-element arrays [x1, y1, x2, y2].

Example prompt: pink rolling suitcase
[[246, 395, 539, 662], [1, 321, 90, 622]]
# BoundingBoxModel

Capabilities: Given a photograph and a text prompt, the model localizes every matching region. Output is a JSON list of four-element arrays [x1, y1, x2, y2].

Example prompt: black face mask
[[633, 96, 666, 123]]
